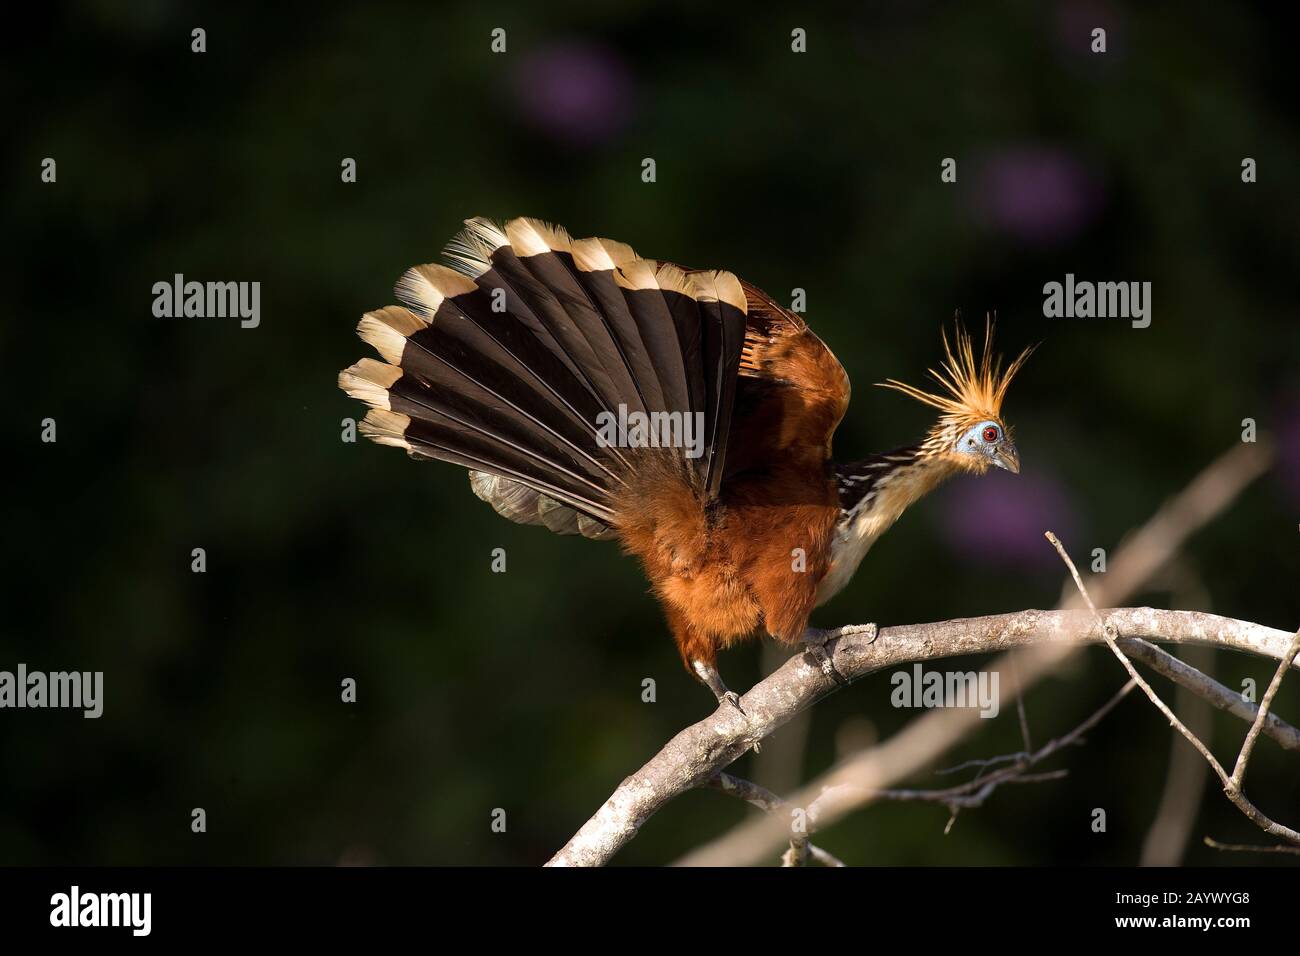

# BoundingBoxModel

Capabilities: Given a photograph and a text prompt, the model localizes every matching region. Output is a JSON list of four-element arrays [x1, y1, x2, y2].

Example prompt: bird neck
[[835, 443, 958, 522], [816, 444, 960, 606]]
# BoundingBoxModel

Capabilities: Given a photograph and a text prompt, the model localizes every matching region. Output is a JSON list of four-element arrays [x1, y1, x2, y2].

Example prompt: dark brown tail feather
[[339, 217, 748, 538]]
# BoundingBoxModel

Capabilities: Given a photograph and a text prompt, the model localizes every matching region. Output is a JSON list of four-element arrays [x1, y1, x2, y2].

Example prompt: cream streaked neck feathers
[[816, 447, 962, 606]]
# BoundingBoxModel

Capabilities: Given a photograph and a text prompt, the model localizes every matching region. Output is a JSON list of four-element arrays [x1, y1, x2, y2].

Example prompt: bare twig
[[1203, 837, 1300, 856], [1232, 629, 1300, 788], [807, 845, 847, 867], [703, 772, 783, 813], [936, 752, 1027, 777], [704, 772, 843, 867], [1140, 645, 1213, 866], [1011, 652, 1033, 754], [1120, 638, 1300, 752], [1047, 533, 1300, 846], [1046, 532, 1232, 781], [876, 770, 1072, 807], [827, 680, 1133, 829]]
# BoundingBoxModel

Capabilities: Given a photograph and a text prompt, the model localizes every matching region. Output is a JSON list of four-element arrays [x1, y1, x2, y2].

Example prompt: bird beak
[[993, 442, 1020, 474]]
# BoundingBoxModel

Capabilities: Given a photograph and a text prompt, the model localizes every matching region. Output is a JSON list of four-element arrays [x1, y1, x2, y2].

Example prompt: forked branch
[[546, 607, 1299, 866], [547, 440, 1289, 867]]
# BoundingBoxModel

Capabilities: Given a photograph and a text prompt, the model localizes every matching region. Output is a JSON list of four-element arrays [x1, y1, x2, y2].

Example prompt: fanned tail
[[339, 217, 748, 539]]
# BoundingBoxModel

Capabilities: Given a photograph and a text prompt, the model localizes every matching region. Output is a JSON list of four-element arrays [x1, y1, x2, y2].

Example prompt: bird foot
[[717, 689, 745, 715], [802, 636, 846, 685], [693, 660, 747, 716], [802, 624, 877, 686], [692, 661, 761, 753], [835, 623, 879, 643]]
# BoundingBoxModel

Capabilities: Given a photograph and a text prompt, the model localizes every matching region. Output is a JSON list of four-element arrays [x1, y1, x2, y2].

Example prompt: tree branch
[[703, 773, 844, 866], [869, 678, 1134, 834], [662, 442, 1276, 866], [548, 441, 1276, 867], [1047, 532, 1300, 845], [1204, 837, 1300, 856], [545, 607, 1298, 866], [1119, 638, 1300, 752]]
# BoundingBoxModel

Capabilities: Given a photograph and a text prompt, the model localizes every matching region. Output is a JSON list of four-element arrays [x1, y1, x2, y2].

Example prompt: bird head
[[950, 417, 1019, 474], [877, 321, 1033, 476]]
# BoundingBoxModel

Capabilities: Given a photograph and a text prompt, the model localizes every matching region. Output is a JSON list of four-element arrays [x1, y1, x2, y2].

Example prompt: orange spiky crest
[[877, 319, 1033, 437]]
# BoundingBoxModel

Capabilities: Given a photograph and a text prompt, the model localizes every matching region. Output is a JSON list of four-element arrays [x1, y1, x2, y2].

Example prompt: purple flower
[[971, 147, 1104, 246], [512, 43, 634, 147], [937, 468, 1081, 571]]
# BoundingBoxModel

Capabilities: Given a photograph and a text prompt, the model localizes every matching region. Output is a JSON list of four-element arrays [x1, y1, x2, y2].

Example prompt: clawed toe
[[803, 639, 848, 686], [800, 623, 876, 686], [836, 623, 878, 643], [694, 659, 751, 718], [714, 690, 761, 751]]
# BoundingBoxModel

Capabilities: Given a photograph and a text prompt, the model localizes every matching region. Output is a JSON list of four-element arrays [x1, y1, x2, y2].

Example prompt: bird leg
[[691, 659, 762, 753], [801, 623, 877, 686], [692, 659, 745, 715]]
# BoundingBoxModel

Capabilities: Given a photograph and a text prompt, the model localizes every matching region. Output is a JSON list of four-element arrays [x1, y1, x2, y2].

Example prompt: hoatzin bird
[[339, 217, 1031, 708]]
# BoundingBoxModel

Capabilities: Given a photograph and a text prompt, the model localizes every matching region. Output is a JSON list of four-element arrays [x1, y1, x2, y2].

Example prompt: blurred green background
[[4, 1, 1298, 866]]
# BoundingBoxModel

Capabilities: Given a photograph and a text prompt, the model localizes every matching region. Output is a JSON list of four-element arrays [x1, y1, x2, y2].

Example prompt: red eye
[[982, 425, 1000, 443]]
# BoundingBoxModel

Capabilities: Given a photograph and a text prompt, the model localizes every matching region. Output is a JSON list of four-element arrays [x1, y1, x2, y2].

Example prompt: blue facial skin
[[955, 419, 1020, 473]]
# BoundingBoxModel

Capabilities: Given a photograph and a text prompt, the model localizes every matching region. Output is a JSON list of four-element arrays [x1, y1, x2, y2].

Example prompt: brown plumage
[[339, 217, 1031, 705]]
